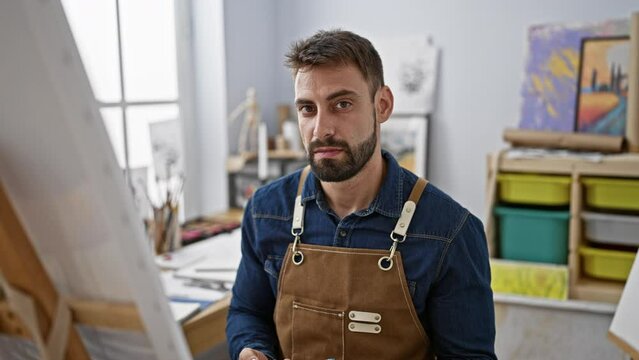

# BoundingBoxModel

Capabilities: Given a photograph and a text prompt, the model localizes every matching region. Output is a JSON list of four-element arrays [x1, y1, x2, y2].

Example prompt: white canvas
[[609, 249, 639, 356], [0, 1, 190, 359]]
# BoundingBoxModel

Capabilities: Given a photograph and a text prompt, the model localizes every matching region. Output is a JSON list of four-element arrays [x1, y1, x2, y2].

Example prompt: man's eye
[[299, 105, 315, 114], [335, 101, 352, 110]]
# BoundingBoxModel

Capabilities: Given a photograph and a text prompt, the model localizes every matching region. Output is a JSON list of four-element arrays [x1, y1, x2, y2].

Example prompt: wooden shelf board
[[571, 277, 625, 304], [498, 153, 639, 177], [499, 157, 577, 174]]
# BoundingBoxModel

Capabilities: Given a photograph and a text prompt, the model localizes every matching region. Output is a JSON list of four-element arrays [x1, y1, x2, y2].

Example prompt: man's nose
[[312, 109, 335, 140]]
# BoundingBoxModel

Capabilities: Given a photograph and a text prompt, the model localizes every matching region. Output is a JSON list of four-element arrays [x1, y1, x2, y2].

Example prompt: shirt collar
[[301, 150, 404, 218]]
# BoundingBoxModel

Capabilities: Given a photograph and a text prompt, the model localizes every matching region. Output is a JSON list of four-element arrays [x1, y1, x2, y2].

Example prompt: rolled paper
[[503, 128, 624, 153]]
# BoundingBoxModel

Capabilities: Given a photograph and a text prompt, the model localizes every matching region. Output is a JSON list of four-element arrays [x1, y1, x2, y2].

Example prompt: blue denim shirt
[[226, 150, 496, 359]]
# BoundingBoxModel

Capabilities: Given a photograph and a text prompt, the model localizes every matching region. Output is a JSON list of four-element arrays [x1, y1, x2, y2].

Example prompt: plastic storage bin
[[582, 177, 639, 211], [579, 246, 636, 281], [497, 173, 571, 206], [490, 259, 568, 300], [582, 212, 639, 247], [494, 206, 570, 264]]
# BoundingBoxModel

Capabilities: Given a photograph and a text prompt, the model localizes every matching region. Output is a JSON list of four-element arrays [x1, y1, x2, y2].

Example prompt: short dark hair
[[285, 29, 384, 98]]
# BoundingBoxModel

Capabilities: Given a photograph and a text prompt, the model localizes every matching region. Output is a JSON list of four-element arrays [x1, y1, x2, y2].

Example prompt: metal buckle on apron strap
[[291, 192, 306, 266], [378, 200, 416, 271], [291, 235, 304, 265]]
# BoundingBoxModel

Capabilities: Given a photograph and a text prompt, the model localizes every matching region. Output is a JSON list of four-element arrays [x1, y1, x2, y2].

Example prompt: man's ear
[[376, 85, 394, 124]]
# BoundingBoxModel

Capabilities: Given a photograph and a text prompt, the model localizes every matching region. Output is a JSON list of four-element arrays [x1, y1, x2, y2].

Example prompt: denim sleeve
[[226, 198, 280, 360], [426, 213, 497, 359]]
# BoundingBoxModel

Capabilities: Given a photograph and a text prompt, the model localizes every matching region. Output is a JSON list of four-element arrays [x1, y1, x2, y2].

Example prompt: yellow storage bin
[[582, 177, 639, 211], [579, 246, 636, 281], [497, 173, 571, 206], [490, 258, 568, 300]]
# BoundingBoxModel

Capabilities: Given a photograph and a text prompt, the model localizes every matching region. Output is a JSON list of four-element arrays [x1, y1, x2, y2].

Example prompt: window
[[62, 0, 182, 189]]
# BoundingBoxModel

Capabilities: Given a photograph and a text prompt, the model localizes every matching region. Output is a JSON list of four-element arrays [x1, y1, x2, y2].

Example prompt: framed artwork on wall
[[381, 115, 429, 178], [575, 36, 630, 136], [374, 35, 439, 116]]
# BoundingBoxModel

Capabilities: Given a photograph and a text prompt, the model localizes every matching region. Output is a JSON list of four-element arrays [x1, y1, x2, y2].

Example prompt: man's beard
[[308, 121, 377, 182]]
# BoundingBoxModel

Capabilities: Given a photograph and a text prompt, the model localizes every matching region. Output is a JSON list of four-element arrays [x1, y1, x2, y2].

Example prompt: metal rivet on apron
[[350, 324, 355, 330], [375, 315, 380, 321], [349, 313, 355, 319], [406, 208, 412, 213], [375, 326, 380, 331], [399, 223, 405, 228]]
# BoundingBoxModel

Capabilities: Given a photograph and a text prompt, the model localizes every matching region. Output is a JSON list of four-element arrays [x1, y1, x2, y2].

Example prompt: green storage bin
[[582, 177, 639, 211], [497, 173, 571, 206], [495, 206, 570, 264]]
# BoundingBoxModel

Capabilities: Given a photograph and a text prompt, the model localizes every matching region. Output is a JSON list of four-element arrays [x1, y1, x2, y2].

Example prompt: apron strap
[[391, 178, 429, 239], [380, 177, 429, 271], [291, 166, 311, 236]]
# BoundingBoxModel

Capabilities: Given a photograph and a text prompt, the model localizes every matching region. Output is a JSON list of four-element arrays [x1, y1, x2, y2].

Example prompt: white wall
[[186, 0, 229, 215], [224, 0, 279, 153], [223, 0, 639, 219]]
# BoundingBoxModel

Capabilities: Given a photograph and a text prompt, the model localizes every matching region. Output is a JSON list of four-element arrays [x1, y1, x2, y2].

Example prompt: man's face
[[294, 64, 379, 182]]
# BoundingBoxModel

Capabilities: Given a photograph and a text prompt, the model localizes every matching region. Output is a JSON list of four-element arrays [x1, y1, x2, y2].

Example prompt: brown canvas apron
[[274, 167, 434, 359]]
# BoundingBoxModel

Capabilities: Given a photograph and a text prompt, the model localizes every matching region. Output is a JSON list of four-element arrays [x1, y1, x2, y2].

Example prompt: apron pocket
[[291, 301, 344, 360]]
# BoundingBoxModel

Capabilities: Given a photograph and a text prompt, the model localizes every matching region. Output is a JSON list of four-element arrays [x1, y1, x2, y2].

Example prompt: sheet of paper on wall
[[149, 118, 185, 180], [373, 35, 439, 115], [129, 166, 152, 220]]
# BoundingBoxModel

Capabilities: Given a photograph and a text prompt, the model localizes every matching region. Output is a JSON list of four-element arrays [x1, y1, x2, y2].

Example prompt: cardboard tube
[[503, 128, 624, 153], [627, 12, 639, 152]]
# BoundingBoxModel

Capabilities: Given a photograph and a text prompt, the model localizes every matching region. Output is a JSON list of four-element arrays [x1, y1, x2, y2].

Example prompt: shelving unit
[[226, 150, 307, 208], [486, 151, 639, 303]]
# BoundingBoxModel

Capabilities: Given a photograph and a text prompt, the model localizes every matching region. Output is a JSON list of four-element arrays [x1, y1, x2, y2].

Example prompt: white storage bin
[[582, 211, 639, 247]]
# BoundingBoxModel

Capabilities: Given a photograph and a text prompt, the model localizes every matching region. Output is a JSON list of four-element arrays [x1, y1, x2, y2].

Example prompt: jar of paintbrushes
[[147, 175, 184, 255]]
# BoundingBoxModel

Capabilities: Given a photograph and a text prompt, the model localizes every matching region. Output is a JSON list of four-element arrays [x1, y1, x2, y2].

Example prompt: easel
[[0, 181, 90, 359], [0, 181, 231, 358]]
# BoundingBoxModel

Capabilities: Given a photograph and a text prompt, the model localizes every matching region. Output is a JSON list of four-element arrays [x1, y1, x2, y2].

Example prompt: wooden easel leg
[[0, 182, 90, 359]]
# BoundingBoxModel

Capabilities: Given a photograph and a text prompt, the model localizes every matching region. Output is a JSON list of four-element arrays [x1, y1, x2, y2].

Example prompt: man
[[226, 29, 496, 360]]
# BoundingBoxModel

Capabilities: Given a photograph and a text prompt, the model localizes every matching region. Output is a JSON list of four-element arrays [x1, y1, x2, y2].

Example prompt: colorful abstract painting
[[519, 19, 628, 132], [576, 37, 629, 135]]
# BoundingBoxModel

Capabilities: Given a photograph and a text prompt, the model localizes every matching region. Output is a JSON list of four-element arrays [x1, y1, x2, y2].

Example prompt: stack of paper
[[169, 301, 201, 324]]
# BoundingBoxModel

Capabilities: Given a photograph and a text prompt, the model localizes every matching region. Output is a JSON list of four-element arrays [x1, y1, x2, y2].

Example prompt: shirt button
[[339, 230, 347, 237]]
